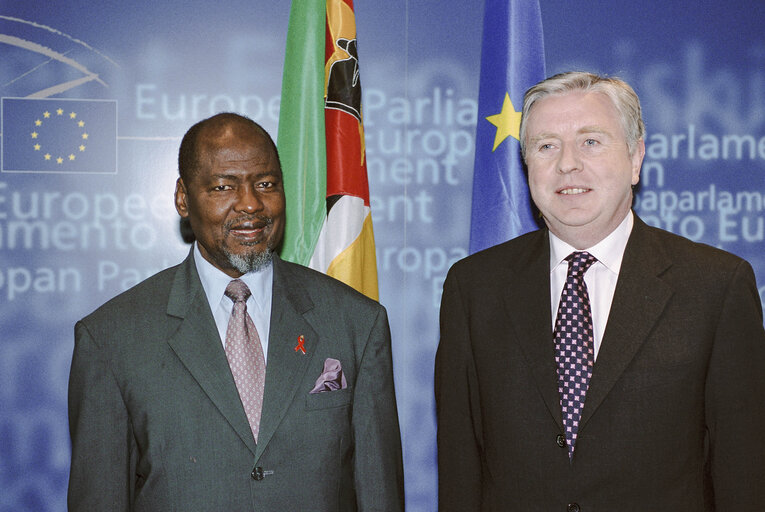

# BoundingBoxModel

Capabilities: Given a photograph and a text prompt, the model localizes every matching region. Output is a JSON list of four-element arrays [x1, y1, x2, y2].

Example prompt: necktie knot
[[225, 279, 252, 303], [565, 251, 597, 279]]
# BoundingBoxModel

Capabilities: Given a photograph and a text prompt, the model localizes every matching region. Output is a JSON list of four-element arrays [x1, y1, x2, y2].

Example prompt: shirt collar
[[549, 210, 634, 274], [193, 242, 273, 314]]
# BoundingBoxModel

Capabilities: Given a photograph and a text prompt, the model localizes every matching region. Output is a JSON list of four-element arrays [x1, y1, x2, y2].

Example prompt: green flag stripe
[[277, 1, 327, 265]]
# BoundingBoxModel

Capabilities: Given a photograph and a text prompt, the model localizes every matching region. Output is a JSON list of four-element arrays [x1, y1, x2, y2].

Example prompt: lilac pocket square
[[309, 358, 347, 394]]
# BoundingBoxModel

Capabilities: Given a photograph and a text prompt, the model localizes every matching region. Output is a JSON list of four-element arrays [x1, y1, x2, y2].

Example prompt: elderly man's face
[[524, 90, 644, 248], [174, 124, 285, 277]]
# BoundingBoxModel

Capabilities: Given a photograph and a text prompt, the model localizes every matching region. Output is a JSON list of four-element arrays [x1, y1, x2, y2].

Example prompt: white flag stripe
[[309, 195, 369, 273]]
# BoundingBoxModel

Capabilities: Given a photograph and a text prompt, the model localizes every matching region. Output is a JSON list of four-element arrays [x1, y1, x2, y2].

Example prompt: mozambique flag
[[278, 0, 378, 300], [469, 0, 545, 254]]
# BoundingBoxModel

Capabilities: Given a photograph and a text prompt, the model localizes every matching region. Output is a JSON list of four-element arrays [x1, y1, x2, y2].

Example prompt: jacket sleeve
[[68, 320, 136, 511], [352, 305, 405, 511], [705, 259, 765, 510], [435, 267, 483, 510]]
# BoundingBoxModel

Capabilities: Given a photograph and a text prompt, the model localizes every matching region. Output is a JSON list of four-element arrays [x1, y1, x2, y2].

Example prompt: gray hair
[[519, 71, 645, 160]]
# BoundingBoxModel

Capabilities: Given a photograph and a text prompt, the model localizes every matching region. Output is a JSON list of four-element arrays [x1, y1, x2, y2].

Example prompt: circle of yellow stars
[[30, 108, 88, 164]]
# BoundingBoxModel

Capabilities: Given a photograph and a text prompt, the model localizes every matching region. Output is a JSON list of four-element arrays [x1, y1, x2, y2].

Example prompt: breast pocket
[[617, 362, 694, 393], [305, 387, 353, 410]]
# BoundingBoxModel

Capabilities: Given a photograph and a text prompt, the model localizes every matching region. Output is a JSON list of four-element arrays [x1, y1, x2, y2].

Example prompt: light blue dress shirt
[[193, 242, 273, 363]]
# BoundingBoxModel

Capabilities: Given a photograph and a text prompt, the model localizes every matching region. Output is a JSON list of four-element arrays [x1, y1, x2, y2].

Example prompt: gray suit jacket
[[436, 215, 765, 511], [68, 251, 404, 511]]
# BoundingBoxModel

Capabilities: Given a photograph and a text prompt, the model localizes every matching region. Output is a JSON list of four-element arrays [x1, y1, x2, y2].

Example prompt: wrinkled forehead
[[196, 122, 280, 172]]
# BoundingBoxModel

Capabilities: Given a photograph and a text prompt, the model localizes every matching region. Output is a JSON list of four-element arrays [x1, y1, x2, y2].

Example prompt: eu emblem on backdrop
[[1, 97, 117, 174]]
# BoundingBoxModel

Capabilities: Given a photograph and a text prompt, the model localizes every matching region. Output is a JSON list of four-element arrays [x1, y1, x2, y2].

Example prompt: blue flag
[[469, 0, 545, 254], [2, 97, 117, 174]]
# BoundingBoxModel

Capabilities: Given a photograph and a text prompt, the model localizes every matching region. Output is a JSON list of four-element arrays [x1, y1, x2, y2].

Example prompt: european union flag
[[1, 97, 117, 174], [469, 0, 545, 254]]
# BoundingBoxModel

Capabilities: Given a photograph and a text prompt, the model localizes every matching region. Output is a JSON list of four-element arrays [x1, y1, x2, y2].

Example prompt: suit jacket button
[[251, 466, 264, 481], [556, 434, 566, 448], [567, 503, 580, 512]]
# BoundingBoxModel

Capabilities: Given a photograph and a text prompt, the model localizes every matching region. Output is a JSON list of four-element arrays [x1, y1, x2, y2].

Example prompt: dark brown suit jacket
[[436, 215, 765, 511]]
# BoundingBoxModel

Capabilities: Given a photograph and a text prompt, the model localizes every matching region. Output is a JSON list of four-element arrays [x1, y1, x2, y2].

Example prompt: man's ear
[[174, 178, 189, 218], [631, 138, 645, 186]]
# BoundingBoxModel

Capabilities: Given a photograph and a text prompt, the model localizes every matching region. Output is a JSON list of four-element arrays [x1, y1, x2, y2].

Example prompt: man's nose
[[234, 186, 263, 213], [557, 143, 582, 174]]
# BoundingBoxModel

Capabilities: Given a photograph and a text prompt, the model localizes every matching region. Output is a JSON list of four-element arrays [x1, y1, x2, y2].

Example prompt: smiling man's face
[[175, 120, 285, 277], [524, 90, 644, 249]]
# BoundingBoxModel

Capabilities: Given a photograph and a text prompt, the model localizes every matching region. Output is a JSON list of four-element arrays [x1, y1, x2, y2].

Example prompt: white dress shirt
[[549, 211, 634, 360], [193, 243, 273, 363]]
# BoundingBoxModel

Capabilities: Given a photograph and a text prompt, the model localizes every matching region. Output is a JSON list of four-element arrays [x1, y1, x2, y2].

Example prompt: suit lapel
[[254, 256, 318, 462], [165, 251, 258, 455], [580, 218, 673, 428], [503, 230, 564, 428]]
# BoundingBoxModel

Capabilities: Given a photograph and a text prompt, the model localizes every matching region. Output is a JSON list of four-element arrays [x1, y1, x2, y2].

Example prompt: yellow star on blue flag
[[486, 92, 522, 151], [469, 0, 545, 254]]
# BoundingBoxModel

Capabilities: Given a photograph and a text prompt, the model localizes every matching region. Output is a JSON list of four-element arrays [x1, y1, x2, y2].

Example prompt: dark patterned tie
[[554, 251, 598, 459], [224, 279, 266, 443]]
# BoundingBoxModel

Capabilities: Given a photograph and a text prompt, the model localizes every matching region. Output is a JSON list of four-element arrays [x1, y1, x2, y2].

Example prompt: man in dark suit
[[68, 113, 404, 511], [435, 72, 765, 511]]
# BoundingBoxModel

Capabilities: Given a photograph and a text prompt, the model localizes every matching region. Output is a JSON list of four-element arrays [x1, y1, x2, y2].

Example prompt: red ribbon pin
[[294, 335, 306, 355]]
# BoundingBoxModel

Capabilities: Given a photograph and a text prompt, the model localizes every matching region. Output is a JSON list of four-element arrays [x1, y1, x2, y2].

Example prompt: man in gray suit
[[68, 113, 404, 511], [436, 72, 765, 510]]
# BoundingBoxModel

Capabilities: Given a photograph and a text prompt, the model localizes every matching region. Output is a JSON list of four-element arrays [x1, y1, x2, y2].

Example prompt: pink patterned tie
[[554, 251, 597, 459], [224, 279, 266, 443]]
